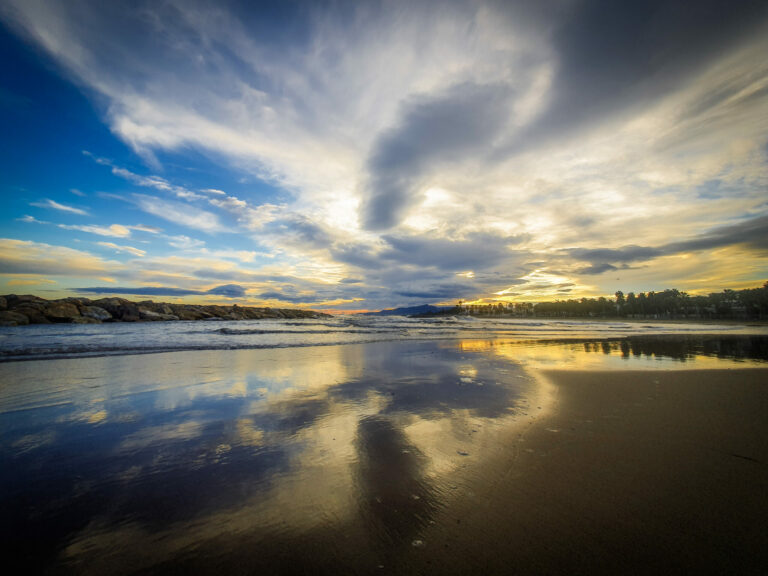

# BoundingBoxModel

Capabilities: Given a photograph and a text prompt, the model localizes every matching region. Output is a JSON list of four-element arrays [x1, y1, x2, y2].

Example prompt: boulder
[[11, 300, 47, 312], [81, 306, 112, 321], [171, 306, 211, 321], [93, 298, 140, 321], [4, 294, 46, 308], [72, 316, 102, 324], [44, 301, 81, 323], [13, 306, 51, 324], [0, 310, 30, 326], [138, 307, 179, 321]]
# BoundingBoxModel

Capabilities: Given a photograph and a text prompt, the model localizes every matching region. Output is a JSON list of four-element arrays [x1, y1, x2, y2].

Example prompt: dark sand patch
[[414, 368, 768, 575]]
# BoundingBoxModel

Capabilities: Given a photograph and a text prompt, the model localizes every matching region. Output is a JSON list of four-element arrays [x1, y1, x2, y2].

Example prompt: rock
[[93, 298, 140, 321], [13, 306, 51, 324], [11, 300, 47, 312], [0, 295, 330, 325], [0, 310, 30, 326], [171, 306, 210, 321], [81, 306, 112, 321], [72, 316, 102, 324], [4, 294, 47, 309], [44, 301, 81, 323], [138, 307, 179, 321]]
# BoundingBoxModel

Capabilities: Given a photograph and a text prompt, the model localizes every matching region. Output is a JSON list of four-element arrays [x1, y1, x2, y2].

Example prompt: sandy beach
[[1, 340, 766, 574], [412, 368, 768, 575]]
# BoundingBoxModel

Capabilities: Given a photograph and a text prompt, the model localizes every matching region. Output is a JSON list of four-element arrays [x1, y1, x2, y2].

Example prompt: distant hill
[[361, 304, 451, 316]]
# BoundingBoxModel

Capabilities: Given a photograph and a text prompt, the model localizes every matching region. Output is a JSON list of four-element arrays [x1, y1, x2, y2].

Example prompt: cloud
[[30, 199, 89, 216], [509, 0, 768, 152], [97, 242, 146, 257], [206, 284, 246, 297], [75, 284, 246, 297], [134, 194, 224, 233], [393, 282, 474, 300], [567, 215, 768, 270], [59, 223, 132, 238], [576, 263, 619, 275], [128, 224, 163, 234], [257, 290, 315, 304], [6, 277, 57, 286], [380, 232, 527, 271], [84, 151, 205, 200], [16, 215, 49, 224], [362, 82, 515, 230], [0, 238, 118, 276], [666, 214, 768, 253], [3, 1, 767, 305], [167, 235, 206, 250], [568, 245, 663, 266]]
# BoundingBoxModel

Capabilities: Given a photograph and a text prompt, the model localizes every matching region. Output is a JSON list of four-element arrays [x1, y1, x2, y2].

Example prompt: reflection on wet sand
[[0, 336, 766, 573], [0, 340, 543, 573]]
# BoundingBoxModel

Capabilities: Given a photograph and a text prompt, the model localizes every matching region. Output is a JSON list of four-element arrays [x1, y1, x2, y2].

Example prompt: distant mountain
[[361, 304, 450, 316]]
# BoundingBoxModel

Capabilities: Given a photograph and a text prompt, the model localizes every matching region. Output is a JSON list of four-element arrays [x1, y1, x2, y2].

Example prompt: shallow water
[[2, 315, 766, 361], [0, 335, 766, 573]]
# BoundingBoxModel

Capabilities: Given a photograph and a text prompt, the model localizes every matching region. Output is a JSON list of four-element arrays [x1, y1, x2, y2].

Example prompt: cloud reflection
[[3, 336, 763, 572]]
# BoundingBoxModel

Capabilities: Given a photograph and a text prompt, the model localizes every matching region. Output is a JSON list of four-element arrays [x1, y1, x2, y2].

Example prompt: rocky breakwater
[[0, 294, 329, 326]]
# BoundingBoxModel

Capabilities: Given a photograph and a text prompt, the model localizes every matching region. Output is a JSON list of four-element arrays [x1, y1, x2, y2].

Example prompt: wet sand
[[417, 368, 768, 575], [2, 341, 767, 574]]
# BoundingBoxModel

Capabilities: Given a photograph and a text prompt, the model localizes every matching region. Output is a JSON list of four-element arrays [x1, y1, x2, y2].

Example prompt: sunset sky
[[1, 0, 767, 311]]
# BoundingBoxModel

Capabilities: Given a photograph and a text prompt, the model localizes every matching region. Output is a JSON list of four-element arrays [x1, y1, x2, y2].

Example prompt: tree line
[[452, 282, 768, 320]]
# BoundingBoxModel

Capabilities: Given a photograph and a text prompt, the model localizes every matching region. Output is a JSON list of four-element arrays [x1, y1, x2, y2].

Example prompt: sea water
[[1, 315, 766, 361]]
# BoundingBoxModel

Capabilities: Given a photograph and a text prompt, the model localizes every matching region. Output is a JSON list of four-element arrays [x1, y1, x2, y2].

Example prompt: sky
[[1, 0, 767, 312]]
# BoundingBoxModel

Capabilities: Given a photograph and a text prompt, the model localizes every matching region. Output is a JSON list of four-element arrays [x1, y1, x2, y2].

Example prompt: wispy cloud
[[97, 241, 146, 257], [134, 194, 224, 234], [16, 215, 49, 224], [75, 283, 245, 298], [128, 224, 163, 234], [59, 223, 132, 238], [167, 235, 206, 250], [0, 238, 120, 276], [31, 199, 89, 216]]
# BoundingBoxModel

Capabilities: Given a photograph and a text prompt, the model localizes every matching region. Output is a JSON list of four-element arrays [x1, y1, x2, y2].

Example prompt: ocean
[[2, 315, 766, 362]]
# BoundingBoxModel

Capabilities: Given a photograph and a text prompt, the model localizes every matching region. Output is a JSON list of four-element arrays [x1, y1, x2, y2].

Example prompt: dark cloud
[[666, 215, 768, 253], [206, 283, 246, 297], [362, 82, 515, 230], [509, 0, 768, 151], [577, 263, 618, 275], [75, 284, 246, 297], [257, 290, 312, 304], [267, 214, 334, 249], [569, 214, 768, 271], [330, 242, 382, 269], [380, 232, 526, 271], [394, 282, 473, 300], [568, 245, 663, 265]]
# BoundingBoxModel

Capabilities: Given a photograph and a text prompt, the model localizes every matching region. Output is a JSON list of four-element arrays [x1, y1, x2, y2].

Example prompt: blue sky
[[1, 0, 767, 311]]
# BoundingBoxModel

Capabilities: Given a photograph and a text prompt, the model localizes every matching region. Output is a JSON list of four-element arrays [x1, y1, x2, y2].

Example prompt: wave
[[1, 316, 763, 362], [216, 327, 402, 335]]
